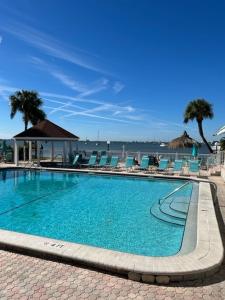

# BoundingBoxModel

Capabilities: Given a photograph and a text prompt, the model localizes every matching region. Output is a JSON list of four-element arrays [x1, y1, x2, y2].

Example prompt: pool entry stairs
[[150, 182, 191, 226]]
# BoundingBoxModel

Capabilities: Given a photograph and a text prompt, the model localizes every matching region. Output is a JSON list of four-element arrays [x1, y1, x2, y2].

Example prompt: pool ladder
[[150, 182, 191, 226]]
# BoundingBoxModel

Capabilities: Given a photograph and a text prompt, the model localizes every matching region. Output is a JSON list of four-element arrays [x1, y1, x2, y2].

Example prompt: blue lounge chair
[[81, 155, 97, 168], [106, 156, 119, 169], [72, 154, 82, 167], [157, 159, 169, 172], [125, 156, 135, 169], [139, 155, 150, 170], [188, 160, 200, 175], [173, 160, 184, 174], [94, 155, 108, 168]]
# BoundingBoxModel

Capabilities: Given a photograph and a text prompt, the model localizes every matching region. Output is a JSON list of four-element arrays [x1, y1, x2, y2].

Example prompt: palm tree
[[184, 99, 213, 153], [9, 90, 46, 160], [10, 90, 46, 130]]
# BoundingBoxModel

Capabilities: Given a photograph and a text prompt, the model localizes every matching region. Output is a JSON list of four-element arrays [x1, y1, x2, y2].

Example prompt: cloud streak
[[44, 104, 136, 124], [1, 21, 109, 74], [0, 83, 143, 124], [30, 56, 109, 97], [113, 81, 124, 94], [0, 82, 196, 138]]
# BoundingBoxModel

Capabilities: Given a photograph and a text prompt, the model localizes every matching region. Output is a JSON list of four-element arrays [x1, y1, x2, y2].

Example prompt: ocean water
[[35, 141, 210, 159], [0, 169, 193, 256], [76, 141, 209, 153]]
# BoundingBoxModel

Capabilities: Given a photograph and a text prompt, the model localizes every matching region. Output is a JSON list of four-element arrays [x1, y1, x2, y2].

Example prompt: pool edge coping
[[0, 168, 223, 282]]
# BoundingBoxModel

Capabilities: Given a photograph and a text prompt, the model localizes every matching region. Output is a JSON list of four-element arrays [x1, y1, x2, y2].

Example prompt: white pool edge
[[0, 169, 223, 283]]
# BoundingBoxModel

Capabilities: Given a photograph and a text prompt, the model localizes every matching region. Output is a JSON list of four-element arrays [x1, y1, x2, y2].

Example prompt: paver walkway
[[0, 176, 225, 299]]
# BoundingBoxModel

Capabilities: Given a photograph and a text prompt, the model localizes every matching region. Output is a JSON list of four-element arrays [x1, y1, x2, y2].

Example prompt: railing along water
[[75, 149, 220, 169]]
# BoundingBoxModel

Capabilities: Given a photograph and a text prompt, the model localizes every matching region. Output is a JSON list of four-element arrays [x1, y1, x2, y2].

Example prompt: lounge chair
[[125, 156, 135, 170], [105, 156, 119, 170], [71, 154, 82, 168], [81, 155, 97, 168], [157, 159, 169, 172], [139, 155, 150, 170], [172, 159, 184, 174], [188, 160, 200, 175], [94, 155, 108, 168]]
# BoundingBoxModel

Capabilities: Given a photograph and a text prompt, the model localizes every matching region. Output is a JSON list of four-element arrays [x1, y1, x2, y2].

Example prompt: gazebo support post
[[63, 141, 67, 164], [51, 141, 54, 162], [14, 140, 19, 166], [37, 141, 40, 167], [29, 141, 32, 162]]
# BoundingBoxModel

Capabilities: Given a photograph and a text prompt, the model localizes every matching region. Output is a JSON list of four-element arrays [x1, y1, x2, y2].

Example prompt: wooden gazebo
[[13, 120, 79, 166]]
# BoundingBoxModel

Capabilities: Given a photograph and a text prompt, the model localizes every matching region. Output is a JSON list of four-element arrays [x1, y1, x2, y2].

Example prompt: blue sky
[[0, 0, 225, 141]]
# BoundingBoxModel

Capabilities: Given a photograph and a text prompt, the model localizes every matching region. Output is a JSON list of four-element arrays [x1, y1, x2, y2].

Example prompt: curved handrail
[[159, 181, 191, 205]]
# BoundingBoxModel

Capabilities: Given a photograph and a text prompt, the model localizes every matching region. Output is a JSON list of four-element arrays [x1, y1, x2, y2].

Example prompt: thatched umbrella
[[169, 131, 200, 149]]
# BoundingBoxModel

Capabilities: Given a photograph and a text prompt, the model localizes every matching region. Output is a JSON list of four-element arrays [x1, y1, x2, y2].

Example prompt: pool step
[[170, 197, 189, 214], [150, 202, 185, 226], [160, 197, 187, 220]]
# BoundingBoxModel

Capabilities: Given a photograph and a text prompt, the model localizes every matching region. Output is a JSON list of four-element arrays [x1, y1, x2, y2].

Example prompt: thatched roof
[[14, 119, 79, 141], [168, 131, 199, 149]]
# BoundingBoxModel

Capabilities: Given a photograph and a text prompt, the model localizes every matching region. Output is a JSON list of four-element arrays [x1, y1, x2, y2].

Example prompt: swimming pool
[[0, 169, 194, 257]]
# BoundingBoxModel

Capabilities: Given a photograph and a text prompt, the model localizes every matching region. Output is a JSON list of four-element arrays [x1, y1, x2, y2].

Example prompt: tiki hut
[[168, 131, 199, 149]]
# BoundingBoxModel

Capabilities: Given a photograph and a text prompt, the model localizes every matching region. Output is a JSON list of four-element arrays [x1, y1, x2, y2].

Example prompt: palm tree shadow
[[169, 180, 225, 288]]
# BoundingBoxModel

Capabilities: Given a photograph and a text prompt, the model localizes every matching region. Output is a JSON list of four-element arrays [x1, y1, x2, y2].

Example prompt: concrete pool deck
[[0, 175, 224, 299]]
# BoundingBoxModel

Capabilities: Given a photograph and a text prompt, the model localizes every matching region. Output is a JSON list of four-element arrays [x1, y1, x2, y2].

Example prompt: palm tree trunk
[[197, 120, 213, 153]]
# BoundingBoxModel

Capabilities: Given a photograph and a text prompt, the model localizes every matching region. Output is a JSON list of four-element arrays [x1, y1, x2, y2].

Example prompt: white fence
[[74, 149, 225, 170]]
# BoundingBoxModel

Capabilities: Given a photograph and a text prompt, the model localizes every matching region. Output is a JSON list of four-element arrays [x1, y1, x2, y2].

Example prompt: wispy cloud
[[44, 104, 136, 124], [113, 81, 124, 94], [0, 83, 142, 123], [1, 21, 109, 74], [78, 78, 109, 98], [30, 56, 109, 97], [0, 82, 197, 139], [0, 36, 2, 45], [51, 72, 86, 93]]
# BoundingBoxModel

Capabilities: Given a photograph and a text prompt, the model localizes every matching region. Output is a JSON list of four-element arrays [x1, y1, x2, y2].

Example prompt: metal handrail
[[159, 181, 191, 205]]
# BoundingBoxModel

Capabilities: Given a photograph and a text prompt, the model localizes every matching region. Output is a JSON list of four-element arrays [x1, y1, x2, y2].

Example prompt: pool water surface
[[0, 169, 194, 256]]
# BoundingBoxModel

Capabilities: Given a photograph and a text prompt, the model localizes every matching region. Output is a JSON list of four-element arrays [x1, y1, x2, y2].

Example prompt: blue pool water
[[0, 169, 194, 256]]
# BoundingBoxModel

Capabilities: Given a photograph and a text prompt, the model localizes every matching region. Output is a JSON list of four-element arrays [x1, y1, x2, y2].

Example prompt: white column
[[29, 141, 32, 162], [37, 141, 40, 166], [63, 141, 67, 163], [51, 141, 54, 162], [14, 140, 19, 166]]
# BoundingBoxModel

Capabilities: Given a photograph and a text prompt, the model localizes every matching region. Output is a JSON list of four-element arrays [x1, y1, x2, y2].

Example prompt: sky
[[0, 0, 225, 141]]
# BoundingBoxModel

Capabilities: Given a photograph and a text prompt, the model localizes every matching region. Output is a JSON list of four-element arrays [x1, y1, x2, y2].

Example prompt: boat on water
[[159, 142, 167, 147]]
